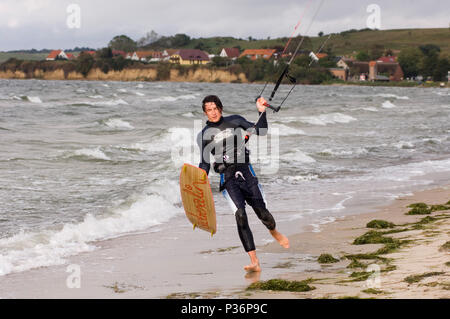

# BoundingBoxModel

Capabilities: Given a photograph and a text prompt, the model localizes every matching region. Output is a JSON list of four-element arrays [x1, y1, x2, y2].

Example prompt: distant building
[[112, 50, 127, 58], [239, 49, 276, 60], [315, 53, 328, 60], [80, 50, 96, 57], [169, 49, 210, 65], [340, 59, 404, 82], [131, 51, 162, 63], [376, 56, 397, 63], [46, 50, 69, 61], [162, 49, 180, 61], [336, 57, 354, 70], [220, 48, 240, 59], [328, 68, 348, 81]]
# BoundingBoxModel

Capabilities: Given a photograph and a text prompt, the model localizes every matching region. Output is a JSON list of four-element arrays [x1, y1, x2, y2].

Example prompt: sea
[[0, 79, 449, 277]]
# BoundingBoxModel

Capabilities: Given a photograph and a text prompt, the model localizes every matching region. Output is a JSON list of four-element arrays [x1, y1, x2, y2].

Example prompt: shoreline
[[1, 70, 448, 88], [0, 184, 448, 299]]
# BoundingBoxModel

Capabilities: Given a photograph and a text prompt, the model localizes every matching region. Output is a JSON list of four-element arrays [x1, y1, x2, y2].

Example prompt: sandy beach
[[229, 185, 450, 299], [0, 184, 448, 299]]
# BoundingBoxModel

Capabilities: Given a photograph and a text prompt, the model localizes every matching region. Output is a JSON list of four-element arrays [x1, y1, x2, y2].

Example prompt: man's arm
[[197, 130, 211, 175]]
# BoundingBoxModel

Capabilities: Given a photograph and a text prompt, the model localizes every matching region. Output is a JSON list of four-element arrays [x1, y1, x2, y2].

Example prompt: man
[[197, 95, 289, 273]]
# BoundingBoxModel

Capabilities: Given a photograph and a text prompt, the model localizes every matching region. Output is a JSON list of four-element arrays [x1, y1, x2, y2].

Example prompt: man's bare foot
[[244, 262, 261, 273], [245, 250, 261, 273], [270, 229, 290, 248]]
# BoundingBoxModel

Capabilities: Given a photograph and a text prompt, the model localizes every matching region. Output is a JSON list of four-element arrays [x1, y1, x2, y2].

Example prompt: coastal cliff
[[0, 67, 248, 83]]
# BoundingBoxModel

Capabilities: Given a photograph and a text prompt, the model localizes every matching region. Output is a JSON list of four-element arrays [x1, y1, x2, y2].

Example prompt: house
[[343, 60, 404, 82], [81, 50, 96, 57], [315, 53, 328, 60], [239, 49, 276, 60], [376, 56, 397, 63], [112, 50, 127, 58], [336, 57, 354, 70], [376, 62, 404, 81], [220, 48, 240, 59], [131, 51, 162, 63], [169, 49, 210, 65], [162, 49, 180, 61], [328, 68, 348, 81], [46, 50, 69, 61]]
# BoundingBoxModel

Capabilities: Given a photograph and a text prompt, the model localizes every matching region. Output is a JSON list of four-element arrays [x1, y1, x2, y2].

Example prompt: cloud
[[0, 0, 448, 51]]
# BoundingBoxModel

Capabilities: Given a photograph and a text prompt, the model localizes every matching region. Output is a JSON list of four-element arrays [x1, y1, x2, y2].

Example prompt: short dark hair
[[202, 95, 223, 112]]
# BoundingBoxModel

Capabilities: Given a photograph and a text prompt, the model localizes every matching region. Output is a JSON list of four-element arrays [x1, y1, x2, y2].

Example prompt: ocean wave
[[116, 133, 174, 153], [93, 99, 128, 106], [317, 147, 369, 157], [299, 113, 357, 126], [0, 180, 182, 276], [393, 141, 415, 149], [381, 101, 396, 108], [377, 93, 409, 100], [148, 94, 198, 103], [361, 107, 379, 112], [280, 174, 319, 184], [270, 124, 306, 136], [102, 118, 134, 130], [282, 150, 316, 163], [182, 112, 195, 118], [64, 147, 111, 161], [17, 96, 42, 103]]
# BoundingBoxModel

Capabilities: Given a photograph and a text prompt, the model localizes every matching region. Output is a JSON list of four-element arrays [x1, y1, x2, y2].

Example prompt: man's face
[[204, 102, 222, 123]]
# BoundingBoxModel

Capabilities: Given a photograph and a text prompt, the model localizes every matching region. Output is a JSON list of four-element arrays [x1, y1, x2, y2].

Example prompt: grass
[[0, 52, 48, 63], [353, 230, 397, 245], [247, 279, 316, 292], [404, 272, 445, 284], [366, 220, 395, 229], [362, 288, 384, 295], [406, 203, 431, 215], [405, 202, 450, 215], [439, 241, 450, 252], [317, 254, 339, 264]]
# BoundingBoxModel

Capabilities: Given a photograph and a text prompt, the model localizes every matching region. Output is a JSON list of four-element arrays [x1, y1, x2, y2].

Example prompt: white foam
[[118, 133, 173, 153], [282, 174, 319, 183], [393, 141, 415, 149], [148, 94, 198, 103], [0, 180, 182, 276], [377, 93, 409, 100], [283, 150, 316, 163], [271, 124, 306, 136], [134, 92, 145, 96], [299, 113, 357, 126], [91, 99, 128, 106], [88, 95, 104, 99], [381, 101, 396, 108], [182, 112, 195, 118], [361, 107, 378, 112], [73, 147, 111, 161], [319, 147, 368, 157], [27, 96, 42, 104], [311, 216, 337, 233], [104, 118, 134, 130]]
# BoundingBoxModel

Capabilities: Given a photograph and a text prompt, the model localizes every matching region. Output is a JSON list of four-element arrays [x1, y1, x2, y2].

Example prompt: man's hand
[[256, 97, 267, 113]]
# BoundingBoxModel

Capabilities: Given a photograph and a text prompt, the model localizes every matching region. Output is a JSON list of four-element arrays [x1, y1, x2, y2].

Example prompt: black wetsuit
[[197, 113, 276, 252]]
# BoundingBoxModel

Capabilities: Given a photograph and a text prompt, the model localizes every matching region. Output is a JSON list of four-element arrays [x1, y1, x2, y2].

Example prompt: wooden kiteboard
[[179, 163, 217, 236]]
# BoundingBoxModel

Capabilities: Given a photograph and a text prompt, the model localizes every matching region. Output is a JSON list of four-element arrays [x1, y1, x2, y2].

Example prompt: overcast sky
[[0, 0, 448, 51]]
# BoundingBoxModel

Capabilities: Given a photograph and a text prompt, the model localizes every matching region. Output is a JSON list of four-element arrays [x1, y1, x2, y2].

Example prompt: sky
[[0, 0, 448, 51]]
